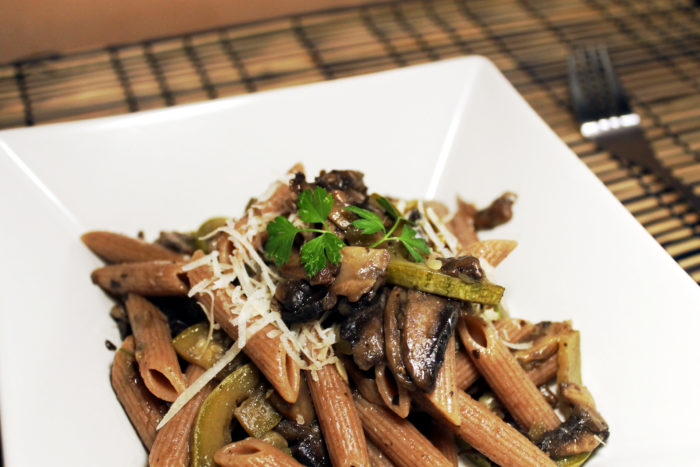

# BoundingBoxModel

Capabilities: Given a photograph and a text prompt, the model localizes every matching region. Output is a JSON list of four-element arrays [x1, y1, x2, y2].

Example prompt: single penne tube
[[455, 347, 480, 390], [306, 364, 370, 467], [110, 336, 166, 450], [82, 231, 185, 263], [527, 353, 559, 387], [419, 335, 460, 425], [91, 261, 188, 296], [461, 239, 518, 267], [354, 394, 452, 467], [457, 315, 561, 431], [186, 256, 300, 403], [149, 364, 213, 467], [125, 293, 187, 402], [374, 364, 411, 418], [427, 420, 458, 467], [367, 438, 397, 467], [214, 438, 303, 467], [451, 391, 556, 467], [494, 318, 534, 343]]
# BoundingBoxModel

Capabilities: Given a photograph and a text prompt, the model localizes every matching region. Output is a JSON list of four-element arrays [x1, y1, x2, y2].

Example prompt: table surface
[[1, 0, 698, 283]]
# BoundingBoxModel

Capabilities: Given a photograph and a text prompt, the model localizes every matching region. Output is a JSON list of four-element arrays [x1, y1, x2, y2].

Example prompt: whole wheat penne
[[354, 394, 452, 467], [451, 391, 556, 467], [446, 197, 478, 248], [307, 365, 370, 467], [214, 438, 303, 467], [125, 293, 187, 402], [82, 231, 185, 263], [462, 239, 518, 266], [111, 336, 166, 450], [455, 347, 480, 390], [91, 261, 188, 296], [186, 255, 300, 403], [149, 364, 213, 467], [427, 420, 458, 467], [367, 438, 397, 467], [495, 318, 534, 343], [419, 335, 460, 426], [528, 353, 559, 387], [457, 315, 560, 431], [374, 364, 411, 418]]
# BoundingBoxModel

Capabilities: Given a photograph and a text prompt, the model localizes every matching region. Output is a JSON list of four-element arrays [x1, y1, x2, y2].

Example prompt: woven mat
[[1, 0, 699, 282]]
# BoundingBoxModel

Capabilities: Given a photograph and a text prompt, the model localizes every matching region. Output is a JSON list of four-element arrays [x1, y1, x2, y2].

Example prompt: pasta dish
[[83, 165, 608, 467]]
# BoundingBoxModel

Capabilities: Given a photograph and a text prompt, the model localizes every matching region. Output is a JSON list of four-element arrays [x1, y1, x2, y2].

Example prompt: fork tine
[[596, 44, 632, 116], [567, 51, 590, 123], [583, 45, 610, 121]]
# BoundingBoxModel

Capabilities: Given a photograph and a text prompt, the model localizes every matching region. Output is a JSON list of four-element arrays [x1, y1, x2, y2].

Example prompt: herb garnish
[[266, 187, 343, 277], [345, 197, 430, 262], [265, 189, 430, 277]]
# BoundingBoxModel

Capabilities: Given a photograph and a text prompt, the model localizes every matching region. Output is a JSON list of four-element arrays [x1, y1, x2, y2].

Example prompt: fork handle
[[595, 129, 700, 214]]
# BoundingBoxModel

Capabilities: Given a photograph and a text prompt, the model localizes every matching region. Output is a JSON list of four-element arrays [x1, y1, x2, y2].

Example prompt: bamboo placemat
[[1, 0, 698, 283]]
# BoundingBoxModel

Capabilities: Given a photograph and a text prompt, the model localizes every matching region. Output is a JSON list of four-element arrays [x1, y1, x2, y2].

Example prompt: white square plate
[[1, 57, 699, 466]]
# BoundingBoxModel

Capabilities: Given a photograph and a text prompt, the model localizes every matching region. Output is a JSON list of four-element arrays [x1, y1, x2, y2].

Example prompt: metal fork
[[568, 44, 700, 213]]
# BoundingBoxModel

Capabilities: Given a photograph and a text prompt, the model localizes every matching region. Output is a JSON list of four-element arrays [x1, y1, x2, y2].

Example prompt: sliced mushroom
[[314, 169, 368, 204], [400, 290, 459, 393], [439, 255, 484, 280], [330, 247, 390, 302], [275, 280, 336, 324], [338, 290, 387, 371], [474, 192, 516, 230], [383, 287, 416, 391]]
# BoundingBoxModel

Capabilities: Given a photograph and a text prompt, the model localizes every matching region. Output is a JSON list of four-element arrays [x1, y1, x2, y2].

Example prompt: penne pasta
[[125, 293, 187, 402], [455, 347, 480, 390], [270, 372, 316, 425], [82, 231, 185, 263], [457, 315, 561, 432], [214, 438, 303, 467], [110, 336, 166, 450], [149, 364, 213, 467], [527, 353, 559, 387], [367, 438, 397, 467], [462, 239, 518, 267], [306, 364, 370, 467], [186, 253, 300, 403], [418, 336, 460, 426], [354, 394, 452, 467], [91, 261, 188, 296], [374, 364, 411, 418], [451, 391, 556, 467], [495, 317, 534, 343]]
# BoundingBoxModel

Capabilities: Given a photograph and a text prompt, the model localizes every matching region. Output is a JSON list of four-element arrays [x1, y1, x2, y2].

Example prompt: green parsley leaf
[[376, 196, 401, 220], [398, 225, 430, 262], [265, 216, 300, 266], [345, 205, 386, 235], [300, 233, 344, 277], [298, 187, 334, 225]]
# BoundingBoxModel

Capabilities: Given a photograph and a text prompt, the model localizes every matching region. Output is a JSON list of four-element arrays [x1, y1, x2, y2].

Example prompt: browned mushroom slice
[[474, 192, 517, 230], [339, 290, 387, 371], [314, 169, 368, 204], [400, 290, 459, 393], [330, 247, 390, 302], [383, 287, 416, 391], [275, 280, 336, 324]]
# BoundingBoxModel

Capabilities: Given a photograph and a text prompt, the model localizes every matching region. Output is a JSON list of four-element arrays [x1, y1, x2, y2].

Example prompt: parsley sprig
[[266, 187, 343, 277], [345, 197, 430, 262], [265, 188, 431, 278]]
